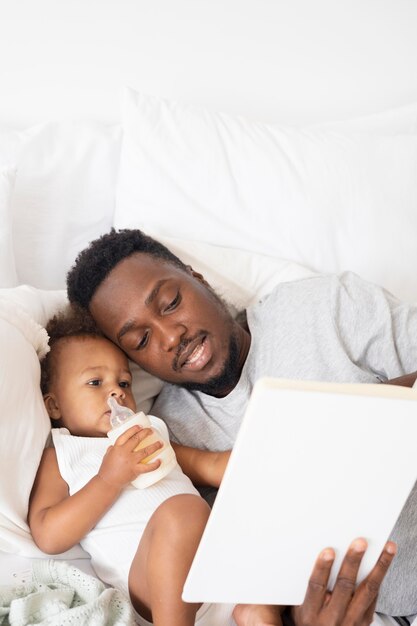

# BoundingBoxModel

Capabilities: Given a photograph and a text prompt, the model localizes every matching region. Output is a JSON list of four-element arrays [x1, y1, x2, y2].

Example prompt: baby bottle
[[107, 396, 177, 488]]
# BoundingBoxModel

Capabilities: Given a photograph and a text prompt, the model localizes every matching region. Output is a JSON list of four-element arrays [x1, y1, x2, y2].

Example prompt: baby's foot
[[232, 603, 282, 626]]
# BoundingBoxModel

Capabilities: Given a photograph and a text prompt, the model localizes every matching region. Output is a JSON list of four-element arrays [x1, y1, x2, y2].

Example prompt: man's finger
[[345, 541, 396, 621], [301, 547, 335, 615], [362, 596, 378, 626], [328, 537, 367, 614]]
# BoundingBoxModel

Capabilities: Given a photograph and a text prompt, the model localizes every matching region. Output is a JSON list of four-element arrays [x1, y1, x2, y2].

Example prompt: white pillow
[[0, 285, 162, 414], [11, 122, 122, 289], [0, 296, 87, 558], [314, 100, 417, 134], [0, 168, 17, 287], [0, 128, 24, 167], [115, 89, 417, 303], [0, 285, 68, 327], [157, 235, 316, 312]]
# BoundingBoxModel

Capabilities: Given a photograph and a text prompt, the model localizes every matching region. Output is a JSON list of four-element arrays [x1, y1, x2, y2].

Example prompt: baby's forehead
[[54, 333, 103, 352], [53, 334, 130, 369]]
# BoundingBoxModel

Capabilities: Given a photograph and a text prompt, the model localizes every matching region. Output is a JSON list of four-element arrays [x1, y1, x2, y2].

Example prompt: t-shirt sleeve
[[332, 272, 417, 381], [151, 390, 179, 442]]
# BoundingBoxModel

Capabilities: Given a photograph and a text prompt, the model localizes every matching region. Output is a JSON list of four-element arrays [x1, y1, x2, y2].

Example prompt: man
[[67, 228, 417, 625]]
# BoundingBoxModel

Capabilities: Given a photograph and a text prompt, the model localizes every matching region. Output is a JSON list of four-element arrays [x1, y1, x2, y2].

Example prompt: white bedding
[[0, 0, 417, 612], [2, 96, 417, 620], [0, 553, 95, 586], [0, 553, 409, 626]]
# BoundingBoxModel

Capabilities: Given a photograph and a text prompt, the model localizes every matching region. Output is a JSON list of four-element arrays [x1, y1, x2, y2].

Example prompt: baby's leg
[[129, 493, 210, 626]]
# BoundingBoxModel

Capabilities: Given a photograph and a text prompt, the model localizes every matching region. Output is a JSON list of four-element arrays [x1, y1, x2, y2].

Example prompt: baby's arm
[[28, 446, 124, 553], [28, 426, 162, 554], [172, 443, 230, 488]]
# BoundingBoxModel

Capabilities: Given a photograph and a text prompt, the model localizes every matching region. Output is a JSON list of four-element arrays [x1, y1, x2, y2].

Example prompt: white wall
[[0, 0, 417, 127]]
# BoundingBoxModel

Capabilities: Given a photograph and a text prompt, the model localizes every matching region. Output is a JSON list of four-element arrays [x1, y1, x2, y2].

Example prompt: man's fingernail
[[386, 542, 397, 555], [351, 538, 367, 553], [320, 549, 334, 561]]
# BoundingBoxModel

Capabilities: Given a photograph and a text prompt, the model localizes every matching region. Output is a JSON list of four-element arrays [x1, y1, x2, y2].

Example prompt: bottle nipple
[[108, 396, 135, 428]]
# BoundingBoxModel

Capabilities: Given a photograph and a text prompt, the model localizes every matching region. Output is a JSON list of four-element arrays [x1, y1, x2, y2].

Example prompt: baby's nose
[[109, 388, 125, 400]]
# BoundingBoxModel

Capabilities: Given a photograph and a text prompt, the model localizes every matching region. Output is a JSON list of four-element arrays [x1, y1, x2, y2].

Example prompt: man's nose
[[157, 320, 187, 352]]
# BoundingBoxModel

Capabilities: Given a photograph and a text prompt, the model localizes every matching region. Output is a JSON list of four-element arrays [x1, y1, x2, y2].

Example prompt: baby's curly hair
[[67, 228, 188, 310], [40, 305, 104, 394]]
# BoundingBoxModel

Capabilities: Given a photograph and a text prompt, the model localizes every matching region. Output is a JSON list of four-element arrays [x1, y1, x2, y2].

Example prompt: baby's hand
[[98, 426, 163, 489]]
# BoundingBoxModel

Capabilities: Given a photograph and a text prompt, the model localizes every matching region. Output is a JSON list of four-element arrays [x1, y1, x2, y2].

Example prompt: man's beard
[[177, 330, 241, 397]]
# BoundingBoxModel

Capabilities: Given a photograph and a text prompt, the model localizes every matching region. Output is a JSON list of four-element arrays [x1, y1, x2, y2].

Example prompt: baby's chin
[[75, 429, 109, 438]]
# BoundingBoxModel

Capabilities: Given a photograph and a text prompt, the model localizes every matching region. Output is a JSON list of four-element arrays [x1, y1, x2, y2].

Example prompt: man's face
[[89, 253, 247, 396]]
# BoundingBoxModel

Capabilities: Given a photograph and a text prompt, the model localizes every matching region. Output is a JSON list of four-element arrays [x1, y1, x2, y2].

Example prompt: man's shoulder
[[248, 273, 331, 311], [246, 272, 375, 330], [253, 272, 369, 305]]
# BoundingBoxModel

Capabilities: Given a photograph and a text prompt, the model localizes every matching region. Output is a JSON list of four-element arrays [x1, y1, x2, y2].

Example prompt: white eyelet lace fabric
[[0, 559, 136, 625]]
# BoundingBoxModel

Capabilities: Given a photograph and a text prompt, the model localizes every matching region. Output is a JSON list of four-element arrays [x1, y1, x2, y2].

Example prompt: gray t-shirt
[[152, 272, 417, 615]]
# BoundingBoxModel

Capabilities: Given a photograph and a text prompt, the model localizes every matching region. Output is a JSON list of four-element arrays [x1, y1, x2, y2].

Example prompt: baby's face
[[48, 335, 136, 437]]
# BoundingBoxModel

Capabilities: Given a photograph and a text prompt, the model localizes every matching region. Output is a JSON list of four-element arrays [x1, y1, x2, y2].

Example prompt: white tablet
[[183, 378, 417, 606]]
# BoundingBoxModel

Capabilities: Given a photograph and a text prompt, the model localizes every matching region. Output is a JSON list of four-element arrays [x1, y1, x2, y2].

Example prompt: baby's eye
[[119, 380, 131, 388], [87, 379, 101, 386]]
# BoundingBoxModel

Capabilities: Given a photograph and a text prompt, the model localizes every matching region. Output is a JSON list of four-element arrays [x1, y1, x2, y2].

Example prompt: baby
[[28, 306, 234, 626]]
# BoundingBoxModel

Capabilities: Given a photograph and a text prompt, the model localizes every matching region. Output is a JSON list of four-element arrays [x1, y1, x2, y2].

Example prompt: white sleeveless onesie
[[52, 418, 235, 626]]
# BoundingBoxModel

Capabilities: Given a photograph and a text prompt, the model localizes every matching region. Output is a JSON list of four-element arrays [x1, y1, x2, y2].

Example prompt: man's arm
[[172, 443, 230, 487], [384, 371, 417, 388]]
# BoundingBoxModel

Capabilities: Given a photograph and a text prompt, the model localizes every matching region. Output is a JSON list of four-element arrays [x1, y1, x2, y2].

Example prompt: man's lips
[[174, 334, 212, 372]]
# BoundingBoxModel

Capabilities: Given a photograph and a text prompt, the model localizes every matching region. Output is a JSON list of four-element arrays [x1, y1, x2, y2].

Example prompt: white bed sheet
[[0, 552, 413, 626]]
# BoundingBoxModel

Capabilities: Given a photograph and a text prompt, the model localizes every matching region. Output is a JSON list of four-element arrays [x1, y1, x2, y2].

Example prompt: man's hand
[[290, 538, 396, 626], [233, 539, 395, 626]]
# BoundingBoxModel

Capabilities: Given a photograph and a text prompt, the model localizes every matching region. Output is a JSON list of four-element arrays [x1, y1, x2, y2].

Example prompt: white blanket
[[0, 559, 135, 625]]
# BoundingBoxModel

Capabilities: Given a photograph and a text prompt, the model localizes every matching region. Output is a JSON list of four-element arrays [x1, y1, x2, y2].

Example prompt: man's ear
[[43, 393, 62, 422], [186, 265, 211, 288]]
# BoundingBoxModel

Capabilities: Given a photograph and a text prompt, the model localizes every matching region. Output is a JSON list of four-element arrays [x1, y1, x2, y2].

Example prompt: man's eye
[[119, 380, 131, 388], [136, 331, 149, 350], [164, 291, 181, 312], [88, 379, 101, 386]]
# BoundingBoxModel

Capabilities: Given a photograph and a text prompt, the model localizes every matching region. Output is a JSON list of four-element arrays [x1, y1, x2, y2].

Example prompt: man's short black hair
[[67, 229, 187, 309]]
